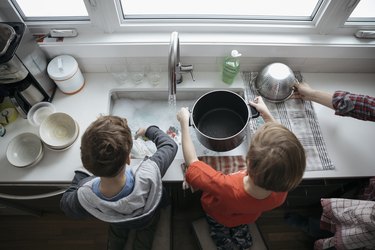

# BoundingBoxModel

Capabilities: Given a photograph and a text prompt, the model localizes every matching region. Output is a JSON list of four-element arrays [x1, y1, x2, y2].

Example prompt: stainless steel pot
[[190, 90, 259, 152]]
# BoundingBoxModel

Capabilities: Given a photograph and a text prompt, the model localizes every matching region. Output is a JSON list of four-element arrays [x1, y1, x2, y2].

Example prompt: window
[[10, 0, 89, 21], [2, 0, 374, 36], [119, 0, 322, 21], [347, 0, 375, 22]]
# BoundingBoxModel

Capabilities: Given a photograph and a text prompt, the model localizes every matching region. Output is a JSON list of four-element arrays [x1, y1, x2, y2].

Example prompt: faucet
[[168, 31, 194, 96]]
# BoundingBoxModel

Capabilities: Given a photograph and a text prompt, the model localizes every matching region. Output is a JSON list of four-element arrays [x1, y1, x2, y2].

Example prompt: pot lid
[[47, 55, 78, 81]]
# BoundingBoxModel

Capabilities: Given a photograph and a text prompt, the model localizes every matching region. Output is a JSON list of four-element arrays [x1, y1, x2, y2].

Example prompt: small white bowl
[[6, 133, 44, 168], [27, 102, 56, 127], [39, 112, 79, 149], [44, 121, 80, 151]]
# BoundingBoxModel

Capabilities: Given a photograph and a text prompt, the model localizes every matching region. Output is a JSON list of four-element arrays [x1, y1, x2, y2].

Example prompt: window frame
[[117, 0, 324, 21], [0, 0, 374, 61], [9, 0, 90, 22], [3, 0, 373, 36]]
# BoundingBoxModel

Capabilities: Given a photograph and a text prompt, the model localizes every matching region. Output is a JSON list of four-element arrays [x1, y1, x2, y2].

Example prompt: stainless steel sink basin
[[108, 88, 251, 158]]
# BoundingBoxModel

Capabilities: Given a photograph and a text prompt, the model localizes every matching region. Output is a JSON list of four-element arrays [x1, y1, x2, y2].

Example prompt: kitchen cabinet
[[0, 185, 68, 215], [171, 178, 370, 210], [284, 177, 370, 207]]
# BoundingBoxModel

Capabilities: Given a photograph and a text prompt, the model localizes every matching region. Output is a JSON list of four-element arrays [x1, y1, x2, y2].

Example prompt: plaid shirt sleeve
[[332, 91, 375, 121]]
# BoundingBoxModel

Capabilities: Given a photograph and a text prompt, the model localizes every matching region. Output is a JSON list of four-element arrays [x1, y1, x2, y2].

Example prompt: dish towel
[[181, 155, 247, 191], [314, 198, 375, 250], [243, 72, 334, 171]]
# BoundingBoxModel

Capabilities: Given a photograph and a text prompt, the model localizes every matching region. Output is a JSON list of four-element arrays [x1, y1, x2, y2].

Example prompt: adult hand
[[293, 82, 315, 101], [294, 82, 334, 109]]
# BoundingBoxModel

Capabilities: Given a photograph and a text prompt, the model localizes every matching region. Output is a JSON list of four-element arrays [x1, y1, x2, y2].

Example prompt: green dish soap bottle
[[222, 50, 242, 84]]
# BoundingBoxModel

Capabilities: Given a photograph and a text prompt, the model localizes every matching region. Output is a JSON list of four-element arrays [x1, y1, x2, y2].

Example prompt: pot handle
[[248, 104, 260, 118], [188, 109, 194, 127]]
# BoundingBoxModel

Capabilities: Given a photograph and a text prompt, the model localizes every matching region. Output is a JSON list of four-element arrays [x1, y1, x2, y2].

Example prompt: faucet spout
[[168, 32, 194, 97], [168, 31, 180, 96]]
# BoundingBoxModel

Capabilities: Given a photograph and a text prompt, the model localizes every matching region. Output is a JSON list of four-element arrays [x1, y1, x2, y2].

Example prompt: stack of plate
[[39, 112, 80, 151]]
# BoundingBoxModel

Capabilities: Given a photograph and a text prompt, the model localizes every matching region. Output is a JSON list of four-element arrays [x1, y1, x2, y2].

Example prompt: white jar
[[47, 55, 85, 95]]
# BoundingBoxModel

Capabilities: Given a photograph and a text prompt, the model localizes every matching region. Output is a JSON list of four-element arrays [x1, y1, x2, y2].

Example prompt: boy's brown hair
[[80, 115, 133, 177], [246, 122, 306, 192]]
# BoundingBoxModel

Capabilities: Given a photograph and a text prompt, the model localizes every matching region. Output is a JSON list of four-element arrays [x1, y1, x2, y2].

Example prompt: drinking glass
[[128, 63, 146, 85], [148, 63, 162, 86], [107, 64, 128, 85]]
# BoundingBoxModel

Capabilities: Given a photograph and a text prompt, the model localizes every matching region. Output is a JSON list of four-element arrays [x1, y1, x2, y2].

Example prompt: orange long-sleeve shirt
[[186, 160, 287, 227]]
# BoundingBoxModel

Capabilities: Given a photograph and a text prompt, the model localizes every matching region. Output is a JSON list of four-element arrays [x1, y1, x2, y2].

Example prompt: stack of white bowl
[[6, 105, 79, 168], [6, 132, 44, 168], [39, 112, 80, 151]]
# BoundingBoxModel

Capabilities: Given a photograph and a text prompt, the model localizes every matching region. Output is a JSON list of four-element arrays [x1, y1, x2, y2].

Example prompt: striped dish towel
[[181, 155, 247, 190], [243, 72, 334, 171]]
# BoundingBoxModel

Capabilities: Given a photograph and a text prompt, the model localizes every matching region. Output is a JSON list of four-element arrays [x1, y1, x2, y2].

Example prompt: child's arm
[[177, 107, 199, 166], [249, 96, 276, 123], [143, 126, 178, 177], [60, 171, 94, 218]]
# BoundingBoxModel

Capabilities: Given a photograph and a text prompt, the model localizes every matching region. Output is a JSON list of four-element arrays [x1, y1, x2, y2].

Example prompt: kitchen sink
[[108, 88, 251, 158]]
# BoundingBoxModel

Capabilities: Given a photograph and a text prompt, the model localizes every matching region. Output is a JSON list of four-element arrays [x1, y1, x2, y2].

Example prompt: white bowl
[[39, 112, 79, 149], [44, 121, 80, 151], [6, 133, 44, 168], [27, 102, 56, 127]]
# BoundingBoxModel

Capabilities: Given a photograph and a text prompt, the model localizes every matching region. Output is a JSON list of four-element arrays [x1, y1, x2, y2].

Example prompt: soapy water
[[111, 97, 249, 158]]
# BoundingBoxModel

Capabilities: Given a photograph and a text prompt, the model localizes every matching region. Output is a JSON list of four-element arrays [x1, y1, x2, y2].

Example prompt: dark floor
[[172, 188, 320, 250], [0, 187, 319, 250], [0, 205, 318, 250]]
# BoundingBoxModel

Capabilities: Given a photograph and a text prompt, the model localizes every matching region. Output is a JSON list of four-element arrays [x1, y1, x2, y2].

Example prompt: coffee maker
[[0, 22, 56, 118]]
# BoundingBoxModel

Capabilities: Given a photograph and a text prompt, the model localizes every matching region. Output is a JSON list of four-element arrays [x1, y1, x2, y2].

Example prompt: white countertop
[[0, 72, 374, 185]]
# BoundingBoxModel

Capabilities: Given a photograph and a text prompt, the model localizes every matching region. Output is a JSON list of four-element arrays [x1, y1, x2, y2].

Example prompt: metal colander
[[255, 62, 298, 103]]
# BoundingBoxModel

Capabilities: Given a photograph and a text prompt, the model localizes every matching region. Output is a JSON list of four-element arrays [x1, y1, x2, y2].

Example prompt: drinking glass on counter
[[148, 63, 162, 86], [128, 63, 147, 85], [107, 64, 128, 85]]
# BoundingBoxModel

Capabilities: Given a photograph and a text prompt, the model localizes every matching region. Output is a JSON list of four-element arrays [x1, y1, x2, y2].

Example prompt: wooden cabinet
[[168, 177, 370, 210], [0, 185, 68, 215], [284, 177, 369, 208]]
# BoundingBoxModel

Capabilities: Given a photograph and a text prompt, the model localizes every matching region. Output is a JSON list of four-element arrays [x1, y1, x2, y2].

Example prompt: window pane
[[348, 0, 375, 20], [12, 0, 88, 20], [120, 0, 322, 20]]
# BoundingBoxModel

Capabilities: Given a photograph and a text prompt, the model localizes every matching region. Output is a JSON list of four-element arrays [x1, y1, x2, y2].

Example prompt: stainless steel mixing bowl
[[255, 62, 298, 103]]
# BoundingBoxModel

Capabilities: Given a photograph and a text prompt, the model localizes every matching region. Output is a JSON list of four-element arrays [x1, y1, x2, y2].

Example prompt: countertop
[[0, 72, 374, 185]]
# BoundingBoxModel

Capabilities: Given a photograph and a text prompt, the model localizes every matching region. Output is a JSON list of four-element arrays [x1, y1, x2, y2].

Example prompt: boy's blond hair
[[80, 115, 133, 177], [246, 122, 306, 192]]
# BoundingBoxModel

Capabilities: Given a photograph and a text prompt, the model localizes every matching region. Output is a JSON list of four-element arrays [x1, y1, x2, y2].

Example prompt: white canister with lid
[[47, 55, 85, 94]]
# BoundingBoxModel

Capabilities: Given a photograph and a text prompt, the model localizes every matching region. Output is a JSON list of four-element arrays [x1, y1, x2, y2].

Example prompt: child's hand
[[177, 107, 190, 126], [249, 96, 275, 123], [135, 128, 147, 139]]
